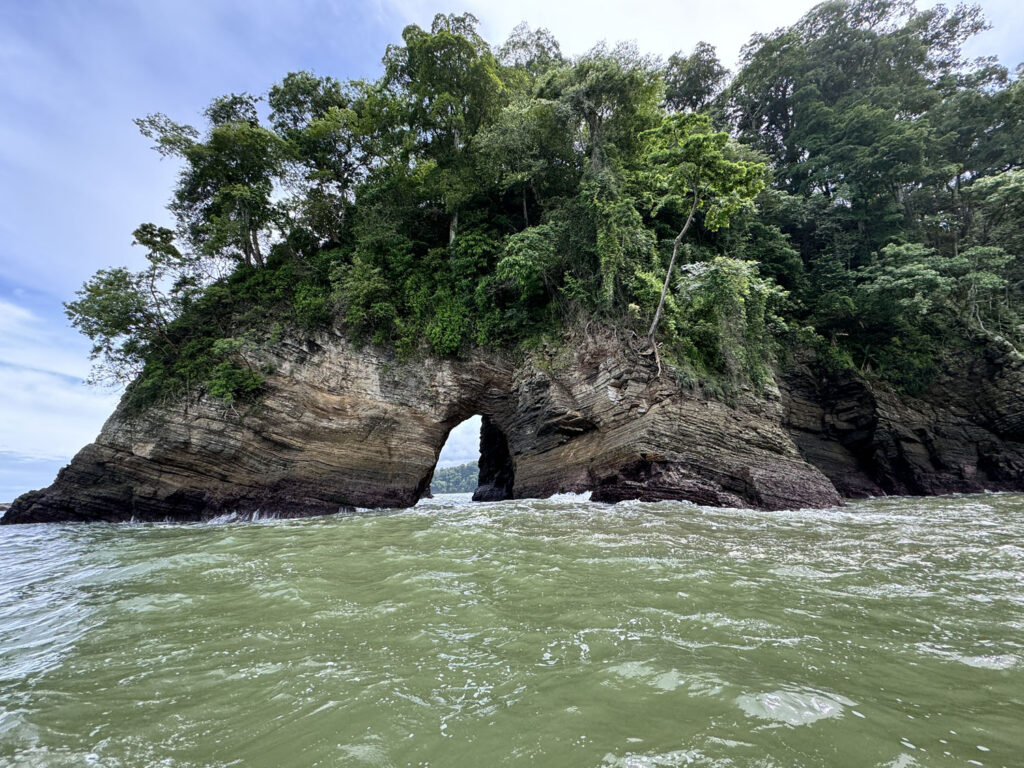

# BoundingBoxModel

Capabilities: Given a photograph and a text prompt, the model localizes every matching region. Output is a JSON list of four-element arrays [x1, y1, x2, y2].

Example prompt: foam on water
[[1, 493, 1023, 766]]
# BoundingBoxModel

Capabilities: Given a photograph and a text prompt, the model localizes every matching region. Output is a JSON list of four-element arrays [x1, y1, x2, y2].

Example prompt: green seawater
[[1, 493, 1022, 767]]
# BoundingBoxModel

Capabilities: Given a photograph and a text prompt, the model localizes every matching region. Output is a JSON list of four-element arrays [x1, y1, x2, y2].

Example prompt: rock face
[[4, 326, 842, 524], [5, 328, 1023, 525], [781, 342, 1024, 497], [471, 416, 514, 502]]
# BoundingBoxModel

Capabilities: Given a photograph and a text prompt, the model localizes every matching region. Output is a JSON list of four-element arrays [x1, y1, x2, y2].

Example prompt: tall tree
[[642, 113, 765, 347], [137, 94, 286, 267], [269, 71, 362, 247], [381, 13, 506, 243], [664, 42, 728, 113], [498, 23, 565, 78]]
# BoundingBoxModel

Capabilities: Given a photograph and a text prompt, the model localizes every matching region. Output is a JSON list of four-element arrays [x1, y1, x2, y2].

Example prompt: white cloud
[[437, 414, 481, 467], [382, 0, 787, 67], [0, 365, 119, 461], [0, 299, 93, 380], [0, 297, 118, 463], [382, 0, 1022, 68], [0, 452, 67, 503]]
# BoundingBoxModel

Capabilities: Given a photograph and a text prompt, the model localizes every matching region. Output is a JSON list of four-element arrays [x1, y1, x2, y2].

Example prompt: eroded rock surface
[[472, 415, 514, 502], [6, 329, 1023, 524], [781, 343, 1024, 497], [4, 327, 843, 523]]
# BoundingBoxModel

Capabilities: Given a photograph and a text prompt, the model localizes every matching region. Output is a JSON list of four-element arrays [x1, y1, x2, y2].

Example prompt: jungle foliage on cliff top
[[67, 1, 1024, 404]]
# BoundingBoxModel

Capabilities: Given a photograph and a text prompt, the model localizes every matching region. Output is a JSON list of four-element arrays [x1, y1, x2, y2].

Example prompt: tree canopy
[[67, 5, 1024, 405]]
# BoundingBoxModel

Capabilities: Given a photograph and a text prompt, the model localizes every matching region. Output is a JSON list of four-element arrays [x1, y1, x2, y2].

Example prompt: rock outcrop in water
[[782, 340, 1024, 498], [4, 328, 1023, 524], [5, 327, 840, 523]]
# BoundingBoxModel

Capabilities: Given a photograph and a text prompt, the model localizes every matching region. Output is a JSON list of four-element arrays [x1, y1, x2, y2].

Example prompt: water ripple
[[1, 493, 1023, 766]]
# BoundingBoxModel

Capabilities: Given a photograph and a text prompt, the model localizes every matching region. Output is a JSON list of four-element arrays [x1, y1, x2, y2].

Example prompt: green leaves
[[64, 5, 1022, 406], [859, 243, 953, 317], [496, 224, 558, 299], [380, 13, 507, 221], [642, 113, 765, 228], [641, 112, 766, 342], [545, 44, 662, 175], [65, 224, 201, 385], [139, 94, 288, 269], [664, 42, 729, 113]]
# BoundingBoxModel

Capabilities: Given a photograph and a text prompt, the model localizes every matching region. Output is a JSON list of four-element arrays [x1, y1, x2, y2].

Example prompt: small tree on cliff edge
[[642, 113, 765, 356]]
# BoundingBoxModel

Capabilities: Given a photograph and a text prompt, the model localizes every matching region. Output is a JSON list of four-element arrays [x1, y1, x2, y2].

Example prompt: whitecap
[[735, 688, 855, 726]]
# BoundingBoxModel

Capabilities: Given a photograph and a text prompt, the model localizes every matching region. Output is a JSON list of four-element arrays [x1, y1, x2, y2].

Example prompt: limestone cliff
[[4, 328, 1023, 524]]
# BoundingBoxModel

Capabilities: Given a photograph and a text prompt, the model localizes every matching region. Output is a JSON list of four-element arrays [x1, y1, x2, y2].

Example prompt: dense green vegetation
[[430, 461, 479, 494], [67, 1, 1024, 405]]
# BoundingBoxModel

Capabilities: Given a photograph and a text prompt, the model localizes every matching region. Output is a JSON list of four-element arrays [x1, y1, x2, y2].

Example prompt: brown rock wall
[[781, 344, 1024, 498], [3, 327, 842, 524]]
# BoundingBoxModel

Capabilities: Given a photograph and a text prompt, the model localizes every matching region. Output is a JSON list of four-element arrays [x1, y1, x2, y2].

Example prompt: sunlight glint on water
[[1, 493, 1023, 767]]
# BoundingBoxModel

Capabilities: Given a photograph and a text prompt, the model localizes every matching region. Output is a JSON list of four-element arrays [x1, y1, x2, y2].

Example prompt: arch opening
[[429, 414, 515, 501]]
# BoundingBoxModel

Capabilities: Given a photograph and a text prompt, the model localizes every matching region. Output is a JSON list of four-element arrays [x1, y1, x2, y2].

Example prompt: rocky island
[[6, 326, 1024, 524], [6, 6, 1024, 523]]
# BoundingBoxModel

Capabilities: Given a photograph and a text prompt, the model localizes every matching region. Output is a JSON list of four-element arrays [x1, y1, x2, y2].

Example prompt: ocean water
[[1, 493, 1022, 767]]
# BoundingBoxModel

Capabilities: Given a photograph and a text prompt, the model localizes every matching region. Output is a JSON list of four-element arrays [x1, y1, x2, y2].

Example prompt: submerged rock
[[4, 328, 1022, 524]]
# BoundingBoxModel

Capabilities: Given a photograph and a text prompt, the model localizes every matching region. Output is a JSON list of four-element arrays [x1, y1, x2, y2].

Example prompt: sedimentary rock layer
[[4, 327, 843, 523], [781, 341, 1024, 497], [7, 329, 1023, 525]]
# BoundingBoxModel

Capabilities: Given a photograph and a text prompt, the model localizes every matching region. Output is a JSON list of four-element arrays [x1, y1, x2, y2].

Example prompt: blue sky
[[1, 0, 1021, 501]]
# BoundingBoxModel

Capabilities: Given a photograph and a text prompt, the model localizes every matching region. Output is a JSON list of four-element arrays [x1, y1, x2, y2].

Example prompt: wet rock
[[472, 415, 514, 502]]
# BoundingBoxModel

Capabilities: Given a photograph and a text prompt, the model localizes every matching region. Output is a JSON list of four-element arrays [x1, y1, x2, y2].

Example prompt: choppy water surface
[[2, 494, 1023, 767]]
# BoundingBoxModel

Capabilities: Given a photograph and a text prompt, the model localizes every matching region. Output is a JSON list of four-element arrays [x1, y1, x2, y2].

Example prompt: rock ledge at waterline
[[5, 328, 1024, 524]]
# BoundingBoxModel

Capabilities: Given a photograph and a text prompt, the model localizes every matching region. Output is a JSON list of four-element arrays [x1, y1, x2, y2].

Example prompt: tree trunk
[[953, 170, 962, 258], [647, 190, 699, 343], [522, 187, 529, 228], [449, 210, 459, 245], [241, 209, 252, 267], [589, 116, 602, 174], [252, 232, 265, 268]]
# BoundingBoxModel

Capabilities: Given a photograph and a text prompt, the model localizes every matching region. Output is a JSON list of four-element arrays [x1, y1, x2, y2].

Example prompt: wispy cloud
[[0, 298, 93, 380], [0, 293, 118, 493], [0, 452, 68, 503], [0, 364, 119, 461]]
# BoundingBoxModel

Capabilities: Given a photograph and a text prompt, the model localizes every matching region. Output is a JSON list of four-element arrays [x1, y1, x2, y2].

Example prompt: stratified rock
[[3, 326, 842, 524], [781, 343, 1024, 497], [10, 326, 1024, 525]]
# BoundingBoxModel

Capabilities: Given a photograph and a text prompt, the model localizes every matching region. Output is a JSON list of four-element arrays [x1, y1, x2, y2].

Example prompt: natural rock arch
[[4, 328, 847, 523], [426, 413, 515, 501], [11, 325, 1024, 525]]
